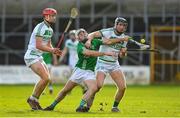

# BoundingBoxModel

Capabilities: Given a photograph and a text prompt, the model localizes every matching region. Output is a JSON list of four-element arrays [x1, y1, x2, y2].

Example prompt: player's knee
[[91, 85, 98, 93], [118, 85, 126, 92], [87, 85, 98, 93], [96, 86, 101, 92], [42, 75, 50, 83], [97, 84, 103, 91]]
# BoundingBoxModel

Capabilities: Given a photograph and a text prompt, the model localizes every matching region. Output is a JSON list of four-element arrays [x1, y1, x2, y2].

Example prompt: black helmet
[[114, 17, 128, 32], [115, 17, 127, 24]]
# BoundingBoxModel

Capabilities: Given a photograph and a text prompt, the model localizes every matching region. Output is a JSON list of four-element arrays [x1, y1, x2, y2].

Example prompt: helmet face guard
[[76, 28, 87, 38], [75, 28, 88, 42], [114, 17, 128, 32], [69, 30, 76, 35], [42, 8, 57, 16], [69, 30, 76, 40]]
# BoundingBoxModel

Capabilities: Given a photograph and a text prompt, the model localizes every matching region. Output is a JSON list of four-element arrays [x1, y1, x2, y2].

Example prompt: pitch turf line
[[0, 85, 180, 117]]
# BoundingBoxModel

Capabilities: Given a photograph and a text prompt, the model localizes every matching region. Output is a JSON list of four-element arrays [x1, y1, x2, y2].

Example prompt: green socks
[[50, 100, 59, 109], [79, 99, 87, 107], [113, 101, 119, 108]]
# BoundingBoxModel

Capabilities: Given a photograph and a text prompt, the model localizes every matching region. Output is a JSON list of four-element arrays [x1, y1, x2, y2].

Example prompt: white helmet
[[75, 28, 87, 38], [69, 30, 76, 35], [114, 17, 127, 26]]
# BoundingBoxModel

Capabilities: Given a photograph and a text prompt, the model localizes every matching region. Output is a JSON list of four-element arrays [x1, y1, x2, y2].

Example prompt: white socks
[[30, 95, 38, 102]]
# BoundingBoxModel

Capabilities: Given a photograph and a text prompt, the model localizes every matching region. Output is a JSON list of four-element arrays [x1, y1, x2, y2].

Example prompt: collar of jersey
[[113, 28, 123, 36], [43, 20, 51, 28]]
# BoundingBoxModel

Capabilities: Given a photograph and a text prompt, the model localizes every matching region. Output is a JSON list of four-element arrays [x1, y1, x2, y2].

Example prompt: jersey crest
[[43, 30, 53, 40]]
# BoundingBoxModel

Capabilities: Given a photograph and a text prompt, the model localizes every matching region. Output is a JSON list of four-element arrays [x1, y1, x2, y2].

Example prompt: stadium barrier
[[0, 65, 150, 85]]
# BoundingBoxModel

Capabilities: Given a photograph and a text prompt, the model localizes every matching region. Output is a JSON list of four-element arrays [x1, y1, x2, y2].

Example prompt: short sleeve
[[99, 29, 105, 37], [35, 24, 45, 37], [99, 28, 112, 38], [99, 30, 104, 37]]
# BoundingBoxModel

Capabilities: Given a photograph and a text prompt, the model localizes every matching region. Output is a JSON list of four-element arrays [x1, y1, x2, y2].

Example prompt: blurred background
[[0, 0, 180, 84]]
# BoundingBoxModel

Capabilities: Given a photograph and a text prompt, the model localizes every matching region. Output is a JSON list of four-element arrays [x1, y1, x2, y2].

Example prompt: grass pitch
[[0, 84, 180, 117]]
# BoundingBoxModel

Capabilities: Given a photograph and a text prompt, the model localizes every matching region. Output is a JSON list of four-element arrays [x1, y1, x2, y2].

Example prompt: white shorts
[[69, 59, 77, 69], [69, 67, 96, 84], [95, 60, 122, 74], [24, 50, 43, 67]]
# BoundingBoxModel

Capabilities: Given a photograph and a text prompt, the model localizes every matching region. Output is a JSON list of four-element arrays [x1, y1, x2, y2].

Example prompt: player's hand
[[140, 44, 150, 50], [54, 50, 62, 56], [123, 36, 130, 42], [119, 48, 127, 57], [52, 48, 62, 56], [85, 40, 91, 48]]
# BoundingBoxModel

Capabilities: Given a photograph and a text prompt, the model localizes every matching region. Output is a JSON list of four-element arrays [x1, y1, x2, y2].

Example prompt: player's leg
[[80, 71, 106, 111], [86, 90, 97, 111], [86, 71, 106, 108], [76, 79, 98, 112], [30, 61, 50, 98], [45, 64, 53, 94], [44, 80, 77, 110], [95, 61, 107, 90], [80, 82, 88, 94], [41, 63, 53, 95], [27, 61, 50, 110], [70, 65, 88, 95], [109, 70, 126, 112], [48, 80, 53, 94], [85, 63, 107, 110], [96, 71, 106, 90]]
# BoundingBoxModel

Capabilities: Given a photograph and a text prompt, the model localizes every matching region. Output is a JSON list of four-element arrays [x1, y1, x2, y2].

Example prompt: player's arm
[[102, 36, 129, 45], [47, 39, 53, 48], [36, 36, 61, 56], [78, 41, 115, 57], [59, 47, 68, 63], [85, 31, 102, 48], [36, 36, 53, 52], [46, 39, 59, 65], [88, 31, 102, 40], [52, 54, 58, 65], [82, 48, 115, 57]]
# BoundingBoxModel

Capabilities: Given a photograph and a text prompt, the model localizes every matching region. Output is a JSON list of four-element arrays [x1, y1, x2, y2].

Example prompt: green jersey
[[42, 36, 55, 65], [75, 38, 103, 71], [42, 52, 52, 64]]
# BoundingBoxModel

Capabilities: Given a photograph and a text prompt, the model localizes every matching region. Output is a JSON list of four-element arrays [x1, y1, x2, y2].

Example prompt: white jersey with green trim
[[25, 21, 53, 58], [98, 27, 127, 63], [65, 39, 78, 68]]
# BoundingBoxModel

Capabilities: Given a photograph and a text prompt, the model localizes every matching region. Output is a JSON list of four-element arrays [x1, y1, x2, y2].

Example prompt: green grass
[[0, 84, 180, 117]]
